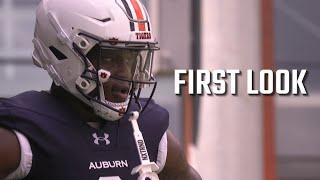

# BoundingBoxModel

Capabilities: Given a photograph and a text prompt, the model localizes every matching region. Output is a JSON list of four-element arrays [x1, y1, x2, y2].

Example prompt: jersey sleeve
[[156, 132, 167, 173], [4, 131, 33, 180]]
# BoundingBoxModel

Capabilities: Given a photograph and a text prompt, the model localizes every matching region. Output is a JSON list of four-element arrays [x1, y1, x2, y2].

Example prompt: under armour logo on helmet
[[92, 133, 110, 145]]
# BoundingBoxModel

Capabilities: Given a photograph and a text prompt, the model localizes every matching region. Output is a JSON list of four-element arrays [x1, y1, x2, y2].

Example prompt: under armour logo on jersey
[[92, 133, 110, 145]]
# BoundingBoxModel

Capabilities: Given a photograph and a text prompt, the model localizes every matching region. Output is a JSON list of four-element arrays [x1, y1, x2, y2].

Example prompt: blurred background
[[0, 0, 319, 180]]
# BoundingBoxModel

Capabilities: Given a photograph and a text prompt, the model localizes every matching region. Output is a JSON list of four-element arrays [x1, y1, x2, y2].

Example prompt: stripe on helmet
[[120, 0, 135, 31], [136, 0, 150, 31], [125, 0, 139, 31], [130, 0, 146, 31]]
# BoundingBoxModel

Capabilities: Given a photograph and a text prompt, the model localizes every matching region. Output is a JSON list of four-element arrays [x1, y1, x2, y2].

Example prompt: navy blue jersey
[[0, 91, 169, 180]]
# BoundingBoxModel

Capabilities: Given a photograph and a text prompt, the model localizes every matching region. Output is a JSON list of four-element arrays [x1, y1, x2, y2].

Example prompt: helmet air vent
[[49, 46, 68, 60], [91, 17, 112, 23]]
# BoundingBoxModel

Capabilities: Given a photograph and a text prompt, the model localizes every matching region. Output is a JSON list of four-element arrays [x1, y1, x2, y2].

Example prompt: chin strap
[[129, 111, 160, 180]]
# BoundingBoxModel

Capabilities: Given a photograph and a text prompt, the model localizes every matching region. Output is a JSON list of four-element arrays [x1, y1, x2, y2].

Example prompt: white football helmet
[[32, 0, 159, 121]]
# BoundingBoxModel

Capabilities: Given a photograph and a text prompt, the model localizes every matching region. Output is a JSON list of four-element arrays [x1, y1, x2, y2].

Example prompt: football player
[[0, 0, 201, 179]]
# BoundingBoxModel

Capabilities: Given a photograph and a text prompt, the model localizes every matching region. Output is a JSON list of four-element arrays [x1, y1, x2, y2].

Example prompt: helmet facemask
[[73, 34, 159, 121]]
